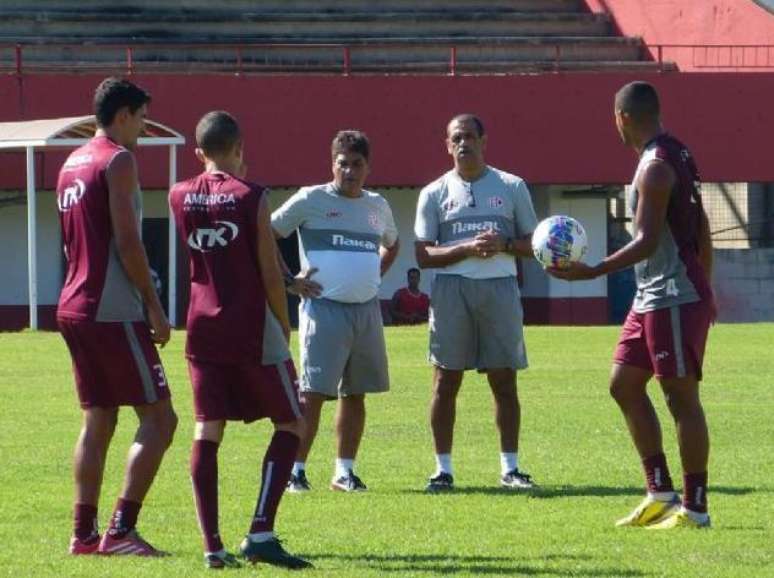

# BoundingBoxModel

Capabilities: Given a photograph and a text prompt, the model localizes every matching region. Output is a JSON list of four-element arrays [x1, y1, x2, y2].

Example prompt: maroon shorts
[[59, 319, 171, 409], [613, 300, 712, 380], [188, 358, 302, 424]]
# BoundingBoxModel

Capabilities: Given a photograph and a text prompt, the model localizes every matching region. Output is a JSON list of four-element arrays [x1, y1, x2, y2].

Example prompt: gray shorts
[[429, 275, 528, 371], [298, 297, 389, 397]]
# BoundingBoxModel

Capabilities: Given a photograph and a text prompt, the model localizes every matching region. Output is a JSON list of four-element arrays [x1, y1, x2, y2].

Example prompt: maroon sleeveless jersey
[[169, 172, 289, 365], [56, 136, 144, 322]]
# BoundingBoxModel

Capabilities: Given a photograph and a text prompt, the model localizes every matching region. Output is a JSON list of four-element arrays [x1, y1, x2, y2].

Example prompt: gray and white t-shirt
[[272, 183, 398, 304], [414, 166, 537, 280]]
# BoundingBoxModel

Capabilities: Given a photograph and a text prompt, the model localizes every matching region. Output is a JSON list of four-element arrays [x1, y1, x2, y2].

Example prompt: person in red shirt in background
[[390, 267, 430, 324]]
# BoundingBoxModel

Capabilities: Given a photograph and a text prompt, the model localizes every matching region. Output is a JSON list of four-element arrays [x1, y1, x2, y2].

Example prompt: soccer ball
[[531, 215, 588, 269]]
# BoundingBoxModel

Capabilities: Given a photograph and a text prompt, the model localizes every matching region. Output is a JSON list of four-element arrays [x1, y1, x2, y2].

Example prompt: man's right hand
[[147, 304, 171, 348], [466, 231, 502, 259]]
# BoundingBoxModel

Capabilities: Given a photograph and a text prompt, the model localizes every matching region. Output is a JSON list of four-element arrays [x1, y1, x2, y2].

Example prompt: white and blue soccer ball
[[531, 215, 588, 269]]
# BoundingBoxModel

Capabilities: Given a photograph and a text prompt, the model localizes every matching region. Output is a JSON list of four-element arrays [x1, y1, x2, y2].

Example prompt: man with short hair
[[272, 130, 399, 493], [550, 81, 714, 529], [169, 111, 311, 569], [391, 267, 430, 325], [415, 114, 538, 492], [58, 77, 178, 556]]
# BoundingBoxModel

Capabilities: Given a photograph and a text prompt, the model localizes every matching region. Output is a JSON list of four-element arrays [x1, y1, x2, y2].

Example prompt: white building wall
[[520, 186, 608, 300], [0, 186, 606, 309], [0, 193, 62, 305], [0, 189, 172, 307]]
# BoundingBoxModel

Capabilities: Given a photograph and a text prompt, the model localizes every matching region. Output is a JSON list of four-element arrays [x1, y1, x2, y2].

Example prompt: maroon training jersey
[[169, 171, 289, 365], [56, 136, 144, 322], [628, 133, 713, 313]]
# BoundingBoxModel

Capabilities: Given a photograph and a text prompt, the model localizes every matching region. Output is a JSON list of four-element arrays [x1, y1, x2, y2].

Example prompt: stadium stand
[[0, 0, 672, 73]]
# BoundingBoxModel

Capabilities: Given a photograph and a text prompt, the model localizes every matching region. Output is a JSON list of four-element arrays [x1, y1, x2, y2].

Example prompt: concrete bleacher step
[[3, 39, 658, 75], [0, 10, 611, 39], [0, 0, 583, 13], [0, 0, 664, 74]]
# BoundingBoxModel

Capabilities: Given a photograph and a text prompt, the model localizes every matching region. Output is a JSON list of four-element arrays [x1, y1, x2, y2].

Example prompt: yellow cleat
[[647, 509, 711, 530], [615, 495, 680, 527]]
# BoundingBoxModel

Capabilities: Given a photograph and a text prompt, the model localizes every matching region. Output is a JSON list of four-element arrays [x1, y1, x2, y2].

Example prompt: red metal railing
[[3, 42, 774, 76]]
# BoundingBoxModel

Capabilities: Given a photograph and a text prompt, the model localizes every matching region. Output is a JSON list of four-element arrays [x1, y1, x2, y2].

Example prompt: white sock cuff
[[335, 458, 354, 478], [435, 453, 453, 475]]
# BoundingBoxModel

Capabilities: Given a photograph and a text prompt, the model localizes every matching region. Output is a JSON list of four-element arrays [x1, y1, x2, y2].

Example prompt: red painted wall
[[1, 72, 773, 189], [585, 0, 774, 70]]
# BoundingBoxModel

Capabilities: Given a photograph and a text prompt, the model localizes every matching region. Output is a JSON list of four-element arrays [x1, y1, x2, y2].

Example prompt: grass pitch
[[0, 323, 772, 577]]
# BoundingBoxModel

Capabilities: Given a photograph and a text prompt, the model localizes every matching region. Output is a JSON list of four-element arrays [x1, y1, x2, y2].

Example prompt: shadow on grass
[[401, 485, 760, 498], [308, 552, 646, 576]]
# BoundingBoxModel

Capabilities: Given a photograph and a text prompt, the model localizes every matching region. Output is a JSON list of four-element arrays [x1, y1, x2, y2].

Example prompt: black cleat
[[287, 470, 312, 493], [205, 550, 242, 569], [426, 472, 454, 493], [239, 536, 312, 570], [501, 469, 536, 489], [330, 469, 367, 492]]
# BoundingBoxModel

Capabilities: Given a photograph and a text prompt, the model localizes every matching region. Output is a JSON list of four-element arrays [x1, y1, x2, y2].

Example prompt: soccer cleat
[[287, 470, 312, 493], [239, 536, 313, 569], [205, 550, 242, 569], [615, 494, 680, 527], [646, 508, 711, 530], [425, 472, 454, 493], [69, 534, 100, 555], [98, 529, 168, 556], [501, 469, 536, 490], [330, 469, 367, 492]]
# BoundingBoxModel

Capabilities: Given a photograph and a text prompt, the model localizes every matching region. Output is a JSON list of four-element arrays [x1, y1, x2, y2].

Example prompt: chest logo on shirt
[[187, 220, 239, 252], [488, 196, 504, 209], [368, 213, 381, 230], [58, 178, 86, 212], [332, 234, 377, 251], [326, 209, 342, 218], [451, 220, 502, 235], [442, 199, 459, 212]]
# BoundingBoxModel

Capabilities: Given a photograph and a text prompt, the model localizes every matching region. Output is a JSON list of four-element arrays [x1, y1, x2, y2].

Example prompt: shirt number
[[666, 279, 679, 297]]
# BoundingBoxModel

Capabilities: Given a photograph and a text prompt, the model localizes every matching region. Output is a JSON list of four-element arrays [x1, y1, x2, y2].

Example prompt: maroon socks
[[683, 471, 708, 513], [191, 439, 223, 553], [249, 430, 299, 534], [642, 452, 674, 494], [73, 503, 99, 542], [107, 498, 141, 538]]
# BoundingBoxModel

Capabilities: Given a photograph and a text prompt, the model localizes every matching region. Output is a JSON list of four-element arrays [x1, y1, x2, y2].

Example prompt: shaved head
[[614, 81, 660, 122]]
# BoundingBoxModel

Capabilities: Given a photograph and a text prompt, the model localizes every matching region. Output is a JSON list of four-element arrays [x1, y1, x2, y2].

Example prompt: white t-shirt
[[414, 166, 537, 279], [272, 183, 398, 303]]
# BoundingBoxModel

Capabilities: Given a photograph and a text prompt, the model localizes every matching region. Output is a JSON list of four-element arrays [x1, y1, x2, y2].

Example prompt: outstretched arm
[[550, 160, 674, 281]]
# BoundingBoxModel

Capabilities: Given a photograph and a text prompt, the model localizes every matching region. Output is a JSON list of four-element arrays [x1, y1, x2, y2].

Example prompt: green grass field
[[0, 324, 772, 578]]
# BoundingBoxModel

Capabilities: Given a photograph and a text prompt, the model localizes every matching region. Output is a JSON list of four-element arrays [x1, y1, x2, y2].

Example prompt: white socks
[[435, 453, 453, 476], [335, 458, 354, 479], [292, 461, 305, 476], [500, 452, 518, 476], [247, 531, 274, 543]]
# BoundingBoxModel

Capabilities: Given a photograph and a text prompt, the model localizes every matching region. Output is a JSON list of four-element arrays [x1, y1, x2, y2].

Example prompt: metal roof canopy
[[0, 115, 185, 329]]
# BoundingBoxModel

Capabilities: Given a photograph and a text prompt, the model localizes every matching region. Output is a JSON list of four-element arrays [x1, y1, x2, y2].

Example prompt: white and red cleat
[[69, 535, 100, 555], [97, 530, 168, 557]]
